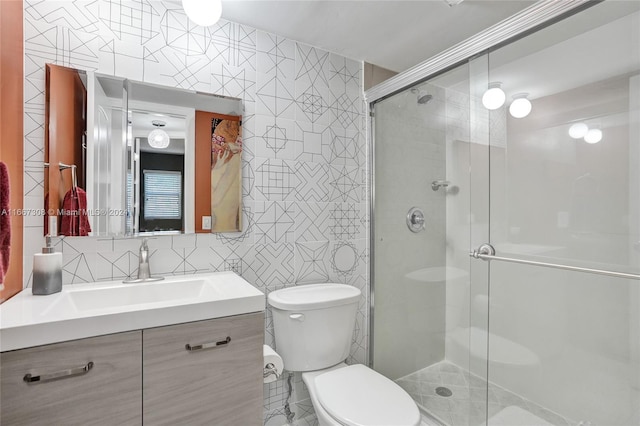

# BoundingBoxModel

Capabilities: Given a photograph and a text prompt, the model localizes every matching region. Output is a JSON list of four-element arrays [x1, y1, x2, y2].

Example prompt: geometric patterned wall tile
[[329, 203, 361, 240], [256, 31, 294, 79], [293, 121, 332, 164], [62, 252, 96, 284], [294, 240, 330, 284], [357, 203, 370, 240], [211, 62, 256, 102], [329, 164, 361, 203], [99, 37, 144, 79], [246, 243, 294, 290], [294, 162, 329, 202], [255, 158, 297, 201], [254, 201, 295, 244], [328, 53, 360, 96], [256, 72, 295, 120], [143, 48, 212, 91], [328, 127, 361, 167], [148, 248, 186, 275], [178, 245, 213, 274], [329, 240, 360, 280], [294, 77, 330, 126], [25, 0, 100, 33], [209, 20, 256, 72], [99, 0, 161, 45], [94, 250, 139, 281], [254, 117, 298, 160], [329, 90, 360, 131], [295, 202, 330, 242], [294, 43, 329, 89], [161, 8, 208, 56]]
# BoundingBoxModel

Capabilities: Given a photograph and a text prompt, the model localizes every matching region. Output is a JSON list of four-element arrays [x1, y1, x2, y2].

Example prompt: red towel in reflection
[[0, 161, 11, 287], [60, 187, 91, 236]]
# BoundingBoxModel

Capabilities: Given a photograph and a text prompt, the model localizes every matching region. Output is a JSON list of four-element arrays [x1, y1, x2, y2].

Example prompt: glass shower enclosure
[[370, 1, 640, 425]]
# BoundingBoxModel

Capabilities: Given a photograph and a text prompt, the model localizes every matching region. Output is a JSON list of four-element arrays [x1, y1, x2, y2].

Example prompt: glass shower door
[[478, 2, 640, 424], [372, 60, 492, 424]]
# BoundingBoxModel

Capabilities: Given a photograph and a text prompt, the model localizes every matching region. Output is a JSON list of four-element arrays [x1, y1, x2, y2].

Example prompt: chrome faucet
[[123, 239, 164, 283]]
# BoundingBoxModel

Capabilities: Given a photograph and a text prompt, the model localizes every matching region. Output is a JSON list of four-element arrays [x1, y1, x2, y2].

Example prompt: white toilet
[[268, 284, 421, 426]]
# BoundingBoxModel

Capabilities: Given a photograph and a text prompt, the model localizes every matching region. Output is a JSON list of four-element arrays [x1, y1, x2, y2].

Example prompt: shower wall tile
[[22, 1, 367, 422]]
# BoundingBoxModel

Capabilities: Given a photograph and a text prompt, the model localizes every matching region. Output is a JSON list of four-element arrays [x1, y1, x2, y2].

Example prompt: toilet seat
[[314, 364, 420, 426]]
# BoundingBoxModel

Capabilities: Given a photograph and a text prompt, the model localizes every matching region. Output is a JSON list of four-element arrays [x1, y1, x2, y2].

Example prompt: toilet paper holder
[[263, 363, 280, 379]]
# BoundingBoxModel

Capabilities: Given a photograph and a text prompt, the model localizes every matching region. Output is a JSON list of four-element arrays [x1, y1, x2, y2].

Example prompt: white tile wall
[[21, 1, 367, 423]]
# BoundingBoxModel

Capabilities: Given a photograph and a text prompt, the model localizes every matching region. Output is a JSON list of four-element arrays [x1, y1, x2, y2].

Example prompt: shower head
[[418, 93, 433, 104], [411, 88, 432, 104]]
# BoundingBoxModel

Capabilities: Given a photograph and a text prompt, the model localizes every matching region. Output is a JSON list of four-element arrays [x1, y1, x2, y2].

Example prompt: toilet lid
[[315, 365, 420, 426]]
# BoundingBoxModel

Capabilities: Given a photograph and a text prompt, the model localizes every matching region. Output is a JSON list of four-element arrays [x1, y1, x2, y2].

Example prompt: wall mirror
[[45, 64, 243, 237]]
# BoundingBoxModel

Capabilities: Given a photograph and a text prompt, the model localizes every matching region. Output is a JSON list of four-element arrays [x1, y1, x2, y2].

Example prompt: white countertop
[[0, 272, 265, 352]]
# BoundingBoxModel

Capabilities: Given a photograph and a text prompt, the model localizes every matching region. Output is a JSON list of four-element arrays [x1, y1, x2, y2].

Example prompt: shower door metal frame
[[366, 0, 594, 368]]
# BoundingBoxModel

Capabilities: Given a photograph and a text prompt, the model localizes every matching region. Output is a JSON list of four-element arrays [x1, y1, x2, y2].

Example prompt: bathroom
[[0, 0, 638, 425]]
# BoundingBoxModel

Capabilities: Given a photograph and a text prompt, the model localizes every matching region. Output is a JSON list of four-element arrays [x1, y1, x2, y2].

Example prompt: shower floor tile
[[396, 361, 576, 426]]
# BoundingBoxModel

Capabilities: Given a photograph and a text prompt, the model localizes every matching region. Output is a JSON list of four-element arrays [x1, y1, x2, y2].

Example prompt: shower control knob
[[406, 207, 426, 233]]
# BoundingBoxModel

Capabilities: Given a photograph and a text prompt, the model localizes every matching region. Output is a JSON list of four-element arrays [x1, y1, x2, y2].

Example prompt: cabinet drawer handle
[[185, 336, 231, 352], [23, 361, 94, 384]]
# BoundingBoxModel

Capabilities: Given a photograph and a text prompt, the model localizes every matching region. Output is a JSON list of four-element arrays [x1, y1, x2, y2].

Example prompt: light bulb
[[509, 94, 532, 118], [584, 128, 602, 144], [182, 0, 222, 27], [568, 123, 588, 139], [148, 129, 170, 149], [482, 82, 506, 110]]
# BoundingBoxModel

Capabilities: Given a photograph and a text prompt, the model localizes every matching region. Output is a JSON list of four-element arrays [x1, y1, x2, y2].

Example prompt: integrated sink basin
[[0, 272, 264, 352], [68, 278, 210, 311]]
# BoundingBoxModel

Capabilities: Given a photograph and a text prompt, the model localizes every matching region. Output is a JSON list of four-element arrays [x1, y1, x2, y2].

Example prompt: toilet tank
[[268, 284, 361, 372]]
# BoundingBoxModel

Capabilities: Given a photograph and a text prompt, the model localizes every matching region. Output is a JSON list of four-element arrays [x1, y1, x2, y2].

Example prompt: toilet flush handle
[[289, 313, 305, 321]]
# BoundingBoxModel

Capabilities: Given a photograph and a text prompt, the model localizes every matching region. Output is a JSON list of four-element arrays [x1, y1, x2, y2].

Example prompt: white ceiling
[[220, 0, 536, 72]]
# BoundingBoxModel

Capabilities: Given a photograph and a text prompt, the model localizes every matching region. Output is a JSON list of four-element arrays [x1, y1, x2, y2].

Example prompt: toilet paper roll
[[263, 345, 284, 383]]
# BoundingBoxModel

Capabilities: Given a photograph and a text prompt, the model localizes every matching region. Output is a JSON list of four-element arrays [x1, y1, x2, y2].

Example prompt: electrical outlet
[[202, 216, 212, 230]]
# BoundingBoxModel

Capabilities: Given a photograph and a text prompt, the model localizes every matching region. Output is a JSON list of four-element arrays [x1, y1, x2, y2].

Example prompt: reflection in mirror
[[45, 64, 242, 237], [132, 111, 187, 234], [44, 64, 89, 237]]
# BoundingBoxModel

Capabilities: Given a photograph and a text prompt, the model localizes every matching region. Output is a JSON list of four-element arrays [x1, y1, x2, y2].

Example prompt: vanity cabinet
[[0, 331, 142, 426], [0, 312, 264, 426], [143, 312, 264, 425]]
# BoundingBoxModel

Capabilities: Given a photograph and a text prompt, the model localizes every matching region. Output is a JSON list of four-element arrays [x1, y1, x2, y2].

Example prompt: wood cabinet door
[[1, 331, 142, 426], [142, 312, 264, 426]]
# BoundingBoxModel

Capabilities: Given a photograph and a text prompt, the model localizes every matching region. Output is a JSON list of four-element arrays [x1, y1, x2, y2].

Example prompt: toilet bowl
[[268, 284, 420, 426], [303, 363, 420, 426]]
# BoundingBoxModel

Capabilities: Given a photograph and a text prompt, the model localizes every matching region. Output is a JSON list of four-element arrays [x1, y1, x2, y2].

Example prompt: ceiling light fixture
[[568, 122, 589, 139], [182, 0, 222, 27], [482, 82, 506, 110], [584, 128, 602, 144], [508, 93, 532, 118], [148, 121, 170, 149]]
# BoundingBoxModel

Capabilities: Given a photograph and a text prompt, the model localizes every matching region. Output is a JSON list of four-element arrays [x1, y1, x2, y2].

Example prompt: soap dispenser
[[32, 235, 62, 295]]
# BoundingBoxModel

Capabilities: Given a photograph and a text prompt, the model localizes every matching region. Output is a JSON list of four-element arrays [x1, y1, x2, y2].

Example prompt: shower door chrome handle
[[470, 243, 640, 280], [470, 243, 495, 258]]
